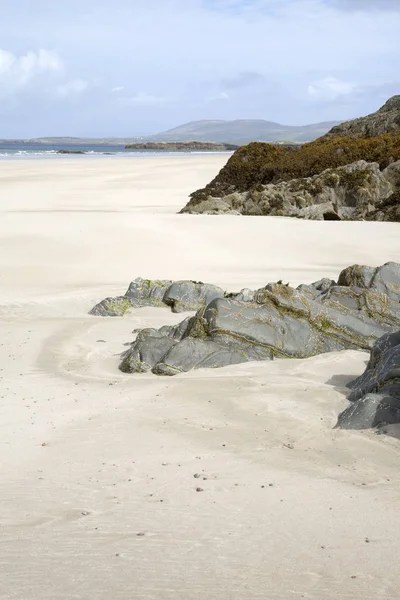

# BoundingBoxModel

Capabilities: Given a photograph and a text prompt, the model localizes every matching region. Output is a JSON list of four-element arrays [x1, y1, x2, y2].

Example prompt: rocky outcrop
[[89, 277, 225, 316], [336, 331, 400, 430], [125, 142, 239, 151], [183, 160, 398, 220], [87, 263, 400, 382], [56, 149, 86, 154], [322, 96, 400, 141], [182, 97, 400, 221]]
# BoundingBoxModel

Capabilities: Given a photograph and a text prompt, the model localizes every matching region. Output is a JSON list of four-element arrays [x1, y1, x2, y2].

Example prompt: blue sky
[[0, 0, 399, 137]]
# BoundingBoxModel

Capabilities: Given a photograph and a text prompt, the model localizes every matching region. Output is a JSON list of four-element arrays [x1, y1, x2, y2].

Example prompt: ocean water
[[0, 142, 231, 159]]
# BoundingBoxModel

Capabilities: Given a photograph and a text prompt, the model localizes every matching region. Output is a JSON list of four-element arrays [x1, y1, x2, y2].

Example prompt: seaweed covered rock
[[90, 278, 172, 316], [184, 160, 395, 220], [336, 331, 400, 430], [118, 262, 400, 376], [90, 278, 225, 316], [183, 133, 400, 210], [182, 97, 400, 221]]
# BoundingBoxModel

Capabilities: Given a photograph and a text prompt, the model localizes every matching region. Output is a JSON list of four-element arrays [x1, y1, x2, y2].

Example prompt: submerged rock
[[111, 262, 400, 380], [336, 331, 400, 430], [56, 149, 86, 154]]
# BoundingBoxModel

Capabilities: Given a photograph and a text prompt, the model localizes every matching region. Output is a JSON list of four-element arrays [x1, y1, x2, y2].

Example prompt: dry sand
[[1, 154, 400, 600]]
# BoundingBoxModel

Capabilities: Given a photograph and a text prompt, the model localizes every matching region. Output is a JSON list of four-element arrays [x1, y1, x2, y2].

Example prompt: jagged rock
[[337, 262, 400, 302], [90, 278, 172, 316], [336, 331, 400, 429], [383, 160, 400, 188], [89, 278, 225, 316], [89, 296, 137, 317], [322, 95, 400, 141], [183, 160, 397, 220], [162, 281, 225, 313], [118, 262, 400, 377], [365, 191, 400, 222]]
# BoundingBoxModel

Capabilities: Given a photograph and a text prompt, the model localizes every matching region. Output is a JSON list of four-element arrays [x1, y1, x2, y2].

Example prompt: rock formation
[[90, 262, 400, 385], [181, 96, 400, 221], [336, 331, 400, 430], [321, 95, 400, 140], [56, 149, 86, 154], [89, 278, 225, 316], [182, 160, 398, 220]]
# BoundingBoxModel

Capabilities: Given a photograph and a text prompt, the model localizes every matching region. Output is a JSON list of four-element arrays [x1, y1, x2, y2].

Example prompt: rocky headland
[[181, 96, 400, 221], [90, 262, 400, 430], [125, 141, 239, 151]]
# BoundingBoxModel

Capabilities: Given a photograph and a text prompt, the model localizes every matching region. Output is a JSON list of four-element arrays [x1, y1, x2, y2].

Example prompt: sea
[[0, 142, 231, 159]]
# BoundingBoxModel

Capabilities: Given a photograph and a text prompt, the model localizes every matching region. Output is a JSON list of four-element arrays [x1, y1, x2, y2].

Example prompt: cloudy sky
[[0, 0, 399, 137]]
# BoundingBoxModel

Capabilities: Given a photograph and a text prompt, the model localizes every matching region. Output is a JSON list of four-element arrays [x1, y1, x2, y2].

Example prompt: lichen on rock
[[114, 263, 400, 388]]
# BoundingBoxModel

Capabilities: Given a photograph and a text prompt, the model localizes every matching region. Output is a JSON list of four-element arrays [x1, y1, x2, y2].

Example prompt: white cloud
[[111, 86, 124, 93], [55, 78, 89, 97], [208, 91, 230, 101], [0, 48, 62, 90], [307, 76, 357, 100], [119, 92, 172, 106]]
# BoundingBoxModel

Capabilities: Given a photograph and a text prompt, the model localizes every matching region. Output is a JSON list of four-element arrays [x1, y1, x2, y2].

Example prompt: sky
[[0, 0, 399, 137]]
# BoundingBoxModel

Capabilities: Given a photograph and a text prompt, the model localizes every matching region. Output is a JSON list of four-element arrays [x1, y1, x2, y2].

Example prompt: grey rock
[[322, 95, 400, 140], [90, 278, 225, 316], [89, 262, 400, 433], [383, 160, 400, 188], [120, 334, 177, 373], [183, 197, 240, 215], [311, 278, 337, 293], [162, 280, 225, 313], [336, 331, 400, 429], [182, 160, 397, 221], [152, 338, 248, 376], [119, 264, 400, 378], [89, 296, 137, 317], [338, 262, 400, 302], [90, 278, 172, 316], [125, 278, 172, 303]]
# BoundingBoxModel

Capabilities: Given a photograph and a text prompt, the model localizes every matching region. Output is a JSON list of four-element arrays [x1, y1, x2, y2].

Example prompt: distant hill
[[145, 119, 342, 145], [0, 119, 342, 147]]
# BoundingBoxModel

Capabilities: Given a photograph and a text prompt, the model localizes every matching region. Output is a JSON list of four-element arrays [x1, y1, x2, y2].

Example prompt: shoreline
[[0, 150, 234, 160]]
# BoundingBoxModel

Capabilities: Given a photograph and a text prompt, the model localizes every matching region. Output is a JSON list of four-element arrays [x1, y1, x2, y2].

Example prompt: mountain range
[[143, 119, 341, 144], [0, 119, 342, 146]]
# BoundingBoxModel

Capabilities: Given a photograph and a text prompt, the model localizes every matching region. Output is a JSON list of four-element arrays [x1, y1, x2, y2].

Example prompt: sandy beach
[[1, 154, 400, 600]]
